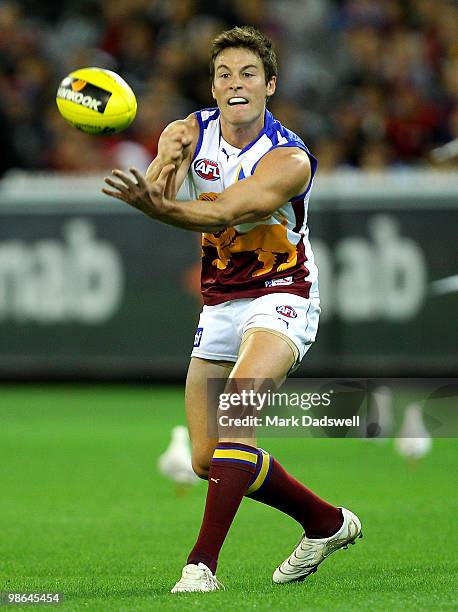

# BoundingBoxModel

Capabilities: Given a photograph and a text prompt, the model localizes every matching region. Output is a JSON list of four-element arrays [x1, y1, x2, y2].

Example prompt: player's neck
[[219, 114, 265, 150]]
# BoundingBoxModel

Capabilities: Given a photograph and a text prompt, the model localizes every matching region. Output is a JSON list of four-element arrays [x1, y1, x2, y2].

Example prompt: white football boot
[[273, 507, 362, 584], [171, 562, 224, 593]]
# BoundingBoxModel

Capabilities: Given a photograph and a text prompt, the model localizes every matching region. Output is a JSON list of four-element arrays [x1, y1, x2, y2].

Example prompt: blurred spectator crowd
[[0, 0, 457, 175]]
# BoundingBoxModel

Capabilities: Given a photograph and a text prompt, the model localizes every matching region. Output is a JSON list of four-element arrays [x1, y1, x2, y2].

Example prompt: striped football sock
[[246, 451, 343, 539], [187, 442, 258, 573]]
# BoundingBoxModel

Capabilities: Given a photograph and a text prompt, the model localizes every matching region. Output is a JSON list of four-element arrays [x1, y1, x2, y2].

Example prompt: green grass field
[[1, 386, 456, 611]]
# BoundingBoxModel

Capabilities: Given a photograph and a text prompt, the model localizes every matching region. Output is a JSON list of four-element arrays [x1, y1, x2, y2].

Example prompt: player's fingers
[[168, 151, 182, 163], [129, 167, 147, 189], [112, 169, 136, 188], [153, 164, 175, 193], [158, 164, 176, 181], [104, 177, 128, 193], [172, 131, 190, 144], [101, 188, 127, 201], [172, 132, 186, 142]]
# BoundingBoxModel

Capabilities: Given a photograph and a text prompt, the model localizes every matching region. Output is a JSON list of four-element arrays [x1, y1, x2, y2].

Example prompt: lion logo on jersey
[[202, 224, 297, 277]]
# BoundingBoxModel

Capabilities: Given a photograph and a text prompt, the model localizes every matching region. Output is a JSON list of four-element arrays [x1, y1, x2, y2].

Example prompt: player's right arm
[[145, 114, 199, 200]]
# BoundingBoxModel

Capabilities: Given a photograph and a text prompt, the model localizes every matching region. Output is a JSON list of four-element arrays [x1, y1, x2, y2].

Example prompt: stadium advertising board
[[0, 173, 456, 378]]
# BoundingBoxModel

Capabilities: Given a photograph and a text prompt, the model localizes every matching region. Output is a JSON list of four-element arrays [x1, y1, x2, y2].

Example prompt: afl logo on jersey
[[276, 305, 297, 318], [194, 158, 220, 181]]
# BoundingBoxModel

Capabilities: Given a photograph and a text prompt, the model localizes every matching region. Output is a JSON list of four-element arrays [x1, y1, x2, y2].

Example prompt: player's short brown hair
[[210, 26, 278, 84]]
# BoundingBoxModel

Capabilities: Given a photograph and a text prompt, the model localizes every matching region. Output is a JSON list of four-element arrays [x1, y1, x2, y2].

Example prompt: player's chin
[[224, 104, 254, 121]]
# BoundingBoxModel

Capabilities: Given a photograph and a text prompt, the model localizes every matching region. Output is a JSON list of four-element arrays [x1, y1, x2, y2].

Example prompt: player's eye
[[243, 72, 255, 77]]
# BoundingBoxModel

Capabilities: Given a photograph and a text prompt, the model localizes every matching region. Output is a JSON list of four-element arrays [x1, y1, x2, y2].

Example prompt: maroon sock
[[187, 443, 258, 573], [247, 455, 343, 538]]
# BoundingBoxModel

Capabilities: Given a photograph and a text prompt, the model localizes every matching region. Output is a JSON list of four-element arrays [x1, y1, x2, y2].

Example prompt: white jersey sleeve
[[176, 172, 197, 201]]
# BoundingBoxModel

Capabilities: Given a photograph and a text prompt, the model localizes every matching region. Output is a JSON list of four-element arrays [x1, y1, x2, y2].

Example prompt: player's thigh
[[185, 356, 233, 473], [218, 330, 295, 445], [230, 329, 295, 382]]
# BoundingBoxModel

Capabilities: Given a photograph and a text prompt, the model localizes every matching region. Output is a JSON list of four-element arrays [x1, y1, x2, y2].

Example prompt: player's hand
[[102, 165, 175, 218], [158, 122, 193, 167]]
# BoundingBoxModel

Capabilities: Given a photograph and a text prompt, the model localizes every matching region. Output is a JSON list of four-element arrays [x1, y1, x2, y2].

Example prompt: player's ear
[[266, 76, 276, 97], [211, 81, 216, 101]]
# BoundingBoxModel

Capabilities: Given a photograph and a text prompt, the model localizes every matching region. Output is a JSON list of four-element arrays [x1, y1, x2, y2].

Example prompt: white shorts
[[191, 293, 320, 368]]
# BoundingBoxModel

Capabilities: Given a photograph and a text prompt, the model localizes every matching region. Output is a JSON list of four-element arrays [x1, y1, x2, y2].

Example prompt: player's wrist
[[147, 196, 172, 222]]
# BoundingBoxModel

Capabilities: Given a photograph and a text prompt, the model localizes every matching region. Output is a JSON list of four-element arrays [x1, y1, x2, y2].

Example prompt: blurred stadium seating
[[1, 0, 457, 174]]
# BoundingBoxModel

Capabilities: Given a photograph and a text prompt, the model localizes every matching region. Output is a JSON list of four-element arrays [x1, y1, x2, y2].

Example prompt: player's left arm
[[102, 147, 311, 232], [210, 147, 311, 227]]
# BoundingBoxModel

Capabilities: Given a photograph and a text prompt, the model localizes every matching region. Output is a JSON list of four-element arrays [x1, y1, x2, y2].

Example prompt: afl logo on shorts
[[276, 305, 297, 318], [194, 158, 220, 181]]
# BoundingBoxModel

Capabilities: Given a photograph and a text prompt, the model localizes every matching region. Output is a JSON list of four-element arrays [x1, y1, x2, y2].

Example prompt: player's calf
[[191, 459, 210, 480]]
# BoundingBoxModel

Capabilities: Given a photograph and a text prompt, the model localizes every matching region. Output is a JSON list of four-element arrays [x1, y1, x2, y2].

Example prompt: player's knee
[[191, 459, 210, 480]]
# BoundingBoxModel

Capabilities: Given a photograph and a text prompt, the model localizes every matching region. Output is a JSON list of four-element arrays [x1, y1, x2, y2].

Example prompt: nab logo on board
[[276, 305, 297, 318], [194, 158, 220, 181]]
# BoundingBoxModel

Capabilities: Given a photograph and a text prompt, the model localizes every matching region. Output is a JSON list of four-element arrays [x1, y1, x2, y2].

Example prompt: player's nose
[[229, 74, 243, 88]]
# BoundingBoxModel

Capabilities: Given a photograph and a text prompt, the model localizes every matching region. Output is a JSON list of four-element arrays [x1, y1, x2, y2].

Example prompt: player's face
[[212, 47, 276, 128]]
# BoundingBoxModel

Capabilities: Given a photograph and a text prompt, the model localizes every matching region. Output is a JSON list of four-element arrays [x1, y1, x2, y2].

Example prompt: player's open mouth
[[228, 97, 249, 105]]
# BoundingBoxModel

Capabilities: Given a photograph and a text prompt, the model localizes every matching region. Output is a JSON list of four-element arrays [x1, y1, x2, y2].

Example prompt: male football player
[[103, 25, 362, 592]]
